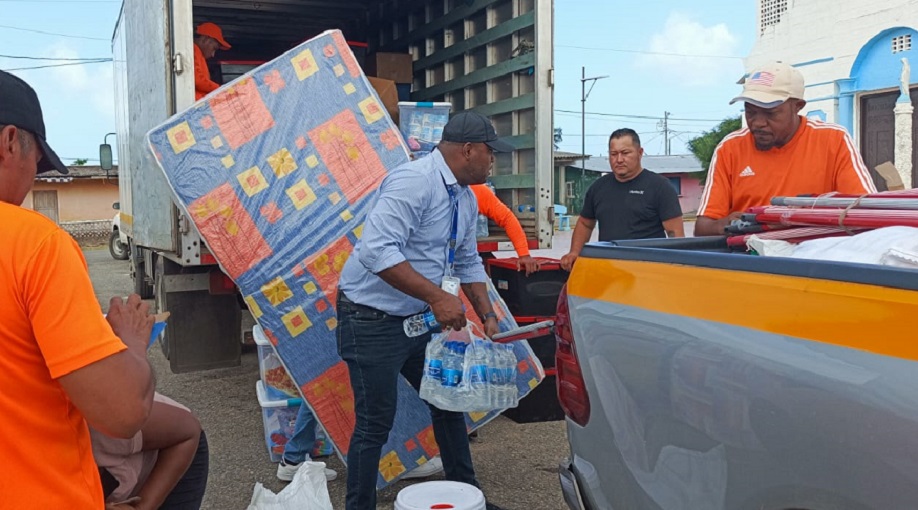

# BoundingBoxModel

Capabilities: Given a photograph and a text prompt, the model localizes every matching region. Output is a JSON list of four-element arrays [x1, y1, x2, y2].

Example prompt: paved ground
[[85, 247, 570, 509]]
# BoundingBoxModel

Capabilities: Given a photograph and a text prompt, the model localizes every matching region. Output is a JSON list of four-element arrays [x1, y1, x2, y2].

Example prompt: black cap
[[0, 71, 68, 175], [440, 111, 514, 152]]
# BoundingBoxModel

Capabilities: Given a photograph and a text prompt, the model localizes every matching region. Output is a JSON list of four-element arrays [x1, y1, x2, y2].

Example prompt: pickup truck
[[555, 236, 918, 510]]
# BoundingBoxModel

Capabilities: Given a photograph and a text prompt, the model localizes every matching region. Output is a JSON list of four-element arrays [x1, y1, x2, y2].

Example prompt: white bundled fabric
[[788, 226, 918, 268], [746, 236, 797, 257], [247, 462, 333, 510]]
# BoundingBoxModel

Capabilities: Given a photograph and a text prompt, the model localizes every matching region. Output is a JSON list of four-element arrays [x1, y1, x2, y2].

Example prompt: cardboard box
[[367, 76, 400, 125], [366, 52, 413, 83], [875, 161, 905, 191]]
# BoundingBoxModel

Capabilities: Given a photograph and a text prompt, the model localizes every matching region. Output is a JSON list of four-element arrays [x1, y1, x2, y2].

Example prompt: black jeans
[[159, 430, 209, 509], [336, 295, 478, 510]]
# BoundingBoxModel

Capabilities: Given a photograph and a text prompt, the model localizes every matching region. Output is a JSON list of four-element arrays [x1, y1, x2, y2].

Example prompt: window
[[565, 181, 576, 199], [893, 34, 912, 53], [759, 0, 787, 35], [667, 176, 682, 196]]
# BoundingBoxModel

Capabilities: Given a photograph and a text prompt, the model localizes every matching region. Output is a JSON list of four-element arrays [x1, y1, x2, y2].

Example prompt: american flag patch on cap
[[748, 71, 775, 86]]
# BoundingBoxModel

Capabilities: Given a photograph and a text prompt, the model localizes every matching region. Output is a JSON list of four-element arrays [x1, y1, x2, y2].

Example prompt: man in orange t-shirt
[[471, 184, 540, 275], [193, 22, 231, 100], [695, 61, 877, 236], [0, 71, 155, 508]]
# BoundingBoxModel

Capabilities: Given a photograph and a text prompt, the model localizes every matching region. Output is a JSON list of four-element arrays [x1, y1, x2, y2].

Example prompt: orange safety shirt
[[698, 118, 877, 219], [471, 184, 530, 256], [194, 43, 221, 101], [0, 202, 126, 509]]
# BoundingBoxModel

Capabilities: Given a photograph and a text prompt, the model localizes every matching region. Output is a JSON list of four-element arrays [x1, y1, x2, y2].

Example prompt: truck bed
[[560, 237, 918, 510]]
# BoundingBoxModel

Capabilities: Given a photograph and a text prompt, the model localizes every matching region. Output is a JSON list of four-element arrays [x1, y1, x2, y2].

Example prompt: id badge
[[441, 276, 461, 296]]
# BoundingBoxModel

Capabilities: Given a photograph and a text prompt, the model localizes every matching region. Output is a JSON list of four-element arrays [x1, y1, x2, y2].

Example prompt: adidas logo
[[739, 167, 755, 177]]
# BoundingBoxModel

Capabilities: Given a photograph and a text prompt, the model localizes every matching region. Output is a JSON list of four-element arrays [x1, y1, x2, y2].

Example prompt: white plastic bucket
[[394, 481, 486, 510]]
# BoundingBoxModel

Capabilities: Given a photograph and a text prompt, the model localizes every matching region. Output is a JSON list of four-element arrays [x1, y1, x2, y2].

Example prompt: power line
[[0, 24, 109, 41], [555, 108, 726, 123], [3, 59, 111, 71], [557, 44, 742, 60], [0, 53, 111, 61]]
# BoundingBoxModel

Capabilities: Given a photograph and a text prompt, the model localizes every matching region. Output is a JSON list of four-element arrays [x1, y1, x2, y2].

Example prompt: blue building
[[746, 0, 917, 188]]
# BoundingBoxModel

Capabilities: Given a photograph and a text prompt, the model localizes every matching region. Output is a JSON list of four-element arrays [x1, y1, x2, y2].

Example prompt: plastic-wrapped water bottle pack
[[419, 329, 519, 413]]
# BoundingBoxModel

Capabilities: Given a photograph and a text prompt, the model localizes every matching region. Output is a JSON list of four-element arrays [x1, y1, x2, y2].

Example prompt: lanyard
[[444, 179, 459, 276]]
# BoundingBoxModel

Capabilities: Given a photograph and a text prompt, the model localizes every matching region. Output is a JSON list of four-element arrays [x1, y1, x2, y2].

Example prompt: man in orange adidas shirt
[[695, 61, 877, 236], [0, 71, 155, 508], [193, 22, 231, 100]]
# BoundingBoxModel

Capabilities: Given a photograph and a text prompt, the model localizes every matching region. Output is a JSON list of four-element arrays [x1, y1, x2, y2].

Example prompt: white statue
[[901, 57, 911, 99]]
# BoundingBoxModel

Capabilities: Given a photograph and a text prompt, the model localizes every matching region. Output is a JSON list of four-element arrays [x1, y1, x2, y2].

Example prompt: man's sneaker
[[401, 456, 444, 479], [276, 458, 338, 482]]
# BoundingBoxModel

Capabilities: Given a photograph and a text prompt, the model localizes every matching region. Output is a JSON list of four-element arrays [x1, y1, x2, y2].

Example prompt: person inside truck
[[694, 61, 877, 236], [561, 128, 684, 271], [336, 111, 510, 510], [91, 392, 209, 510], [472, 183, 541, 275], [0, 70, 155, 509], [193, 22, 231, 100]]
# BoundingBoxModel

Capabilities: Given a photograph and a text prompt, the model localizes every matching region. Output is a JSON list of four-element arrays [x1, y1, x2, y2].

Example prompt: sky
[[1, 0, 755, 165]]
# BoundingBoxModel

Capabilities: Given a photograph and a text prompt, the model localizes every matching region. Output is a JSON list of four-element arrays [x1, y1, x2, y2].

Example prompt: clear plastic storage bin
[[253, 325, 299, 400], [398, 102, 452, 154]]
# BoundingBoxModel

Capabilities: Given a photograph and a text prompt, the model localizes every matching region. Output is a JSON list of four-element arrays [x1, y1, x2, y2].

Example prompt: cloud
[[45, 42, 115, 123], [639, 12, 741, 86]]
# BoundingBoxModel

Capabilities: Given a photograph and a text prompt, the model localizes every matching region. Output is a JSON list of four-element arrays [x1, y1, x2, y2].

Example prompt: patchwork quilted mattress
[[147, 29, 545, 489]]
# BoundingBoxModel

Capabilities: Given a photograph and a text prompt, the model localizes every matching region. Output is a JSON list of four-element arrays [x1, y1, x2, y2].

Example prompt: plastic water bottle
[[425, 341, 444, 381], [421, 336, 446, 400], [488, 343, 506, 408], [441, 342, 465, 388], [476, 214, 489, 238], [404, 310, 440, 338], [467, 340, 490, 409], [501, 344, 518, 406]]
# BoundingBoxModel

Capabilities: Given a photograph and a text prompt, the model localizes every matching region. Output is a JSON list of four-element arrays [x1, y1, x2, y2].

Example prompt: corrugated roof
[[553, 151, 589, 161], [37, 165, 119, 180], [569, 154, 702, 174]]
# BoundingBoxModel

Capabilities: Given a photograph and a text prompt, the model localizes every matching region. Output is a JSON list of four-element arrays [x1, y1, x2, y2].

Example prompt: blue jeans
[[283, 404, 318, 464], [336, 294, 478, 510]]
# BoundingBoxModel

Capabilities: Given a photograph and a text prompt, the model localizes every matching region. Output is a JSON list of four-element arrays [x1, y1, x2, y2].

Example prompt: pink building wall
[[23, 179, 119, 222], [678, 175, 703, 215]]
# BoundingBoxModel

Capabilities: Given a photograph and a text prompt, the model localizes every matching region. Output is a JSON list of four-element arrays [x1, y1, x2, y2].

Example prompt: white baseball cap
[[730, 61, 805, 109]]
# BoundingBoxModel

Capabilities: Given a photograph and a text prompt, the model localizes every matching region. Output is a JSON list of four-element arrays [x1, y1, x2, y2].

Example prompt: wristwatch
[[481, 311, 498, 321]]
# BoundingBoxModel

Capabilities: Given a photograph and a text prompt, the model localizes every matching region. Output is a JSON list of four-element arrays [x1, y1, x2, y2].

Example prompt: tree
[[73, 158, 89, 166], [687, 116, 741, 184]]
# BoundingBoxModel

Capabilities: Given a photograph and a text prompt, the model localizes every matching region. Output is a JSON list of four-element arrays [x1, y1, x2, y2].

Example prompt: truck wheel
[[109, 231, 129, 260], [131, 244, 154, 299]]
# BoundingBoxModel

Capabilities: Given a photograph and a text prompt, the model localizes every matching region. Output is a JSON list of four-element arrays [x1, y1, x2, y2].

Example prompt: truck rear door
[[116, 0, 179, 251], [382, 0, 554, 248]]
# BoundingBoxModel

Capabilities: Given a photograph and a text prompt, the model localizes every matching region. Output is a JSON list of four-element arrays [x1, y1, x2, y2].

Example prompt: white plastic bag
[[247, 462, 333, 510]]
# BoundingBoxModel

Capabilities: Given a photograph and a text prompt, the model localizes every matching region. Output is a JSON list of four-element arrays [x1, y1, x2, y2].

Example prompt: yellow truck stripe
[[569, 258, 918, 362]]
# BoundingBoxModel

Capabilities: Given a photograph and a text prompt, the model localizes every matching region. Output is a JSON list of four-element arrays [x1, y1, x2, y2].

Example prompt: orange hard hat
[[196, 22, 231, 50]]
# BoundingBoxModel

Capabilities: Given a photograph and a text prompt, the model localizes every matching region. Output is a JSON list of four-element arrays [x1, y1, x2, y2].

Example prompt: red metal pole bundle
[[747, 206, 918, 229], [725, 226, 867, 249]]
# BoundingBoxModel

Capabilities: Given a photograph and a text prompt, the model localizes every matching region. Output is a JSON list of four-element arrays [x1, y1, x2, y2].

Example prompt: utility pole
[[663, 111, 671, 156], [580, 67, 609, 179]]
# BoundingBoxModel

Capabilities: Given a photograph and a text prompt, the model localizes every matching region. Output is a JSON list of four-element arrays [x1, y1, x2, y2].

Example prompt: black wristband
[[481, 311, 497, 321]]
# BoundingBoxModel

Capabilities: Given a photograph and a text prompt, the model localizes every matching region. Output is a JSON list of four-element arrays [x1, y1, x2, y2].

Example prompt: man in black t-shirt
[[561, 128, 684, 271]]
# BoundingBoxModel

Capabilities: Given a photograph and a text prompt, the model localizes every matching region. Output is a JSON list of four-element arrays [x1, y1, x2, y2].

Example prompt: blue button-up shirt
[[338, 150, 488, 316]]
